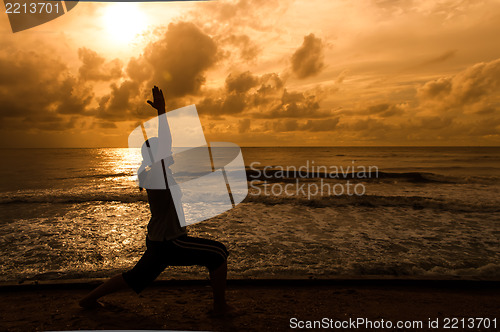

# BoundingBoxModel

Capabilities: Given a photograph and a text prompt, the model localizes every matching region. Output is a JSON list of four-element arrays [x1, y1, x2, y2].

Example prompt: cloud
[[418, 77, 452, 99], [302, 118, 340, 131], [219, 34, 260, 62], [195, 0, 286, 33], [25, 114, 77, 131], [198, 72, 278, 116], [417, 116, 454, 130], [198, 91, 246, 116], [291, 33, 325, 79], [226, 71, 259, 93], [81, 22, 220, 123], [78, 48, 122, 81], [0, 44, 93, 131], [418, 58, 500, 112], [126, 56, 151, 84], [94, 120, 117, 129], [2, 0, 499, 147], [474, 107, 496, 115], [468, 117, 500, 136], [269, 119, 299, 132], [270, 117, 339, 132], [261, 89, 329, 118], [144, 22, 218, 98], [361, 103, 406, 118], [54, 77, 94, 115], [198, 71, 334, 119], [238, 118, 251, 133], [92, 80, 144, 121], [450, 58, 500, 105]]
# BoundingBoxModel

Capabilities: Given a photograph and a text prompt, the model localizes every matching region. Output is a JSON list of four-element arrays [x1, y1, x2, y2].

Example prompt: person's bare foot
[[210, 303, 240, 318]]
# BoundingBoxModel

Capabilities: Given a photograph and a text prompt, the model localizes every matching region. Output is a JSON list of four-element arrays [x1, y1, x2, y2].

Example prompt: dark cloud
[[0, 45, 93, 131], [291, 34, 325, 79], [220, 93, 247, 114], [419, 58, 500, 107], [78, 48, 123, 81], [226, 71, 259, 93], [93, 80, 143, 121], [126, 56, 151, 84], [238, 118, 251, 133], [198, 71, 272, 116], [198, 71, 332, 119], [261, 89, 328, 118], [270, 117, 339, 132], [348, 118, 387, 131], [341, 118, 394, 141], [302, 118, 340, 131], [271, 119, 299, 132], [417, 116, 454, 130], [144, 22, 218, 98], [251, 73, 284, 105], [55, 77, 93, 115], [474, 107, 496, 115], [25, 113, 76, 131], [95, 120, 118, 129], [198, 91, 246, 116], [418, 77, 452, 99], [361, 103, 405, 117], [468, 117, 500, 136], [251, 73, 333, 119], [451, 59, 500, 105]]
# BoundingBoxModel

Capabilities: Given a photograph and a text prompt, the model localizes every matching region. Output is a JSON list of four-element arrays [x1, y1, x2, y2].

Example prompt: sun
[[101, 4, 148, 44]]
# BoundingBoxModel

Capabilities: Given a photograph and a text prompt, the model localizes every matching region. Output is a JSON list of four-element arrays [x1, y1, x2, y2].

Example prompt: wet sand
[[0, 279, 498, 331]]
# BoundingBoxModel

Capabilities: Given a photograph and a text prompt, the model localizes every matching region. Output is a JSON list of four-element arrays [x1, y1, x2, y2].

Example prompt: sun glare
[[102, 4, 148, 44]]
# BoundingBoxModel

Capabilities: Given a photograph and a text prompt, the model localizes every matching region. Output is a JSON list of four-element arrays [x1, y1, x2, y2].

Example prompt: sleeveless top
[[145, 187, 187, 241]]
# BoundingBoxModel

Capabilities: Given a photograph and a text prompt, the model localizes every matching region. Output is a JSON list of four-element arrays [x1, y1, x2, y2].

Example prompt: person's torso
[[146, 188, 186, 241]]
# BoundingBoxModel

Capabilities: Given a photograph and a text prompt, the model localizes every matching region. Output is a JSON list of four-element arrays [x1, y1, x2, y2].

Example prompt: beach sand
[[0, 279, 498, 331]]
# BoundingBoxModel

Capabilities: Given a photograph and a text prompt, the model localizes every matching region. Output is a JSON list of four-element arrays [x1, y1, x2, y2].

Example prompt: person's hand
[[147, 85, 166, 114]]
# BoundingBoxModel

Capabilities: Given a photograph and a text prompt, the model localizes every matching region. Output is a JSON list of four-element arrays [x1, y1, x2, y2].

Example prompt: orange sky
[[0, 0, 499, 147]]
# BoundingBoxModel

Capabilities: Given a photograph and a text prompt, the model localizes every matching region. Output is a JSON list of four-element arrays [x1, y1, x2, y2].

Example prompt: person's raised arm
[[147, 86, 172, 163]]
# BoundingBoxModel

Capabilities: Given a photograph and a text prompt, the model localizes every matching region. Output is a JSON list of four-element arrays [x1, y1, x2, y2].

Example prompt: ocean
[[0, 147, 499, 282]]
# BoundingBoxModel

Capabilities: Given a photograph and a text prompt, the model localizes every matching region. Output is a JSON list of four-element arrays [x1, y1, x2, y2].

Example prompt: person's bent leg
[[79, 274, 128, 308]]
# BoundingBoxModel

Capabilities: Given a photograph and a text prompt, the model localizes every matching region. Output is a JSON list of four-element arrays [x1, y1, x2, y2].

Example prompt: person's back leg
[[79, 241, 166, 308], [79, 274, 128, 308]]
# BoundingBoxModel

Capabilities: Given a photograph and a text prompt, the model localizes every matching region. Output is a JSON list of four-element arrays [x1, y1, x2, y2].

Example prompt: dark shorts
[[122, 235, 229, 294]]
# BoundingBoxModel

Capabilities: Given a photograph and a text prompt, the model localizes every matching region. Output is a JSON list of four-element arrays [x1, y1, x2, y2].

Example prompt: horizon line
[[1, 145, 500, 149]]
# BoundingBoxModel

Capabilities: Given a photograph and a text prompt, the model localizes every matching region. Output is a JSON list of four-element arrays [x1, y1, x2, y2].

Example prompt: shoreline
[[2, 276, 499, 292]]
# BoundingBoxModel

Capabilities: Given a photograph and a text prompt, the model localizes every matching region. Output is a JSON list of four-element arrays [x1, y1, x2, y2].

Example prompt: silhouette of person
[[79, 86, 234, 316]]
